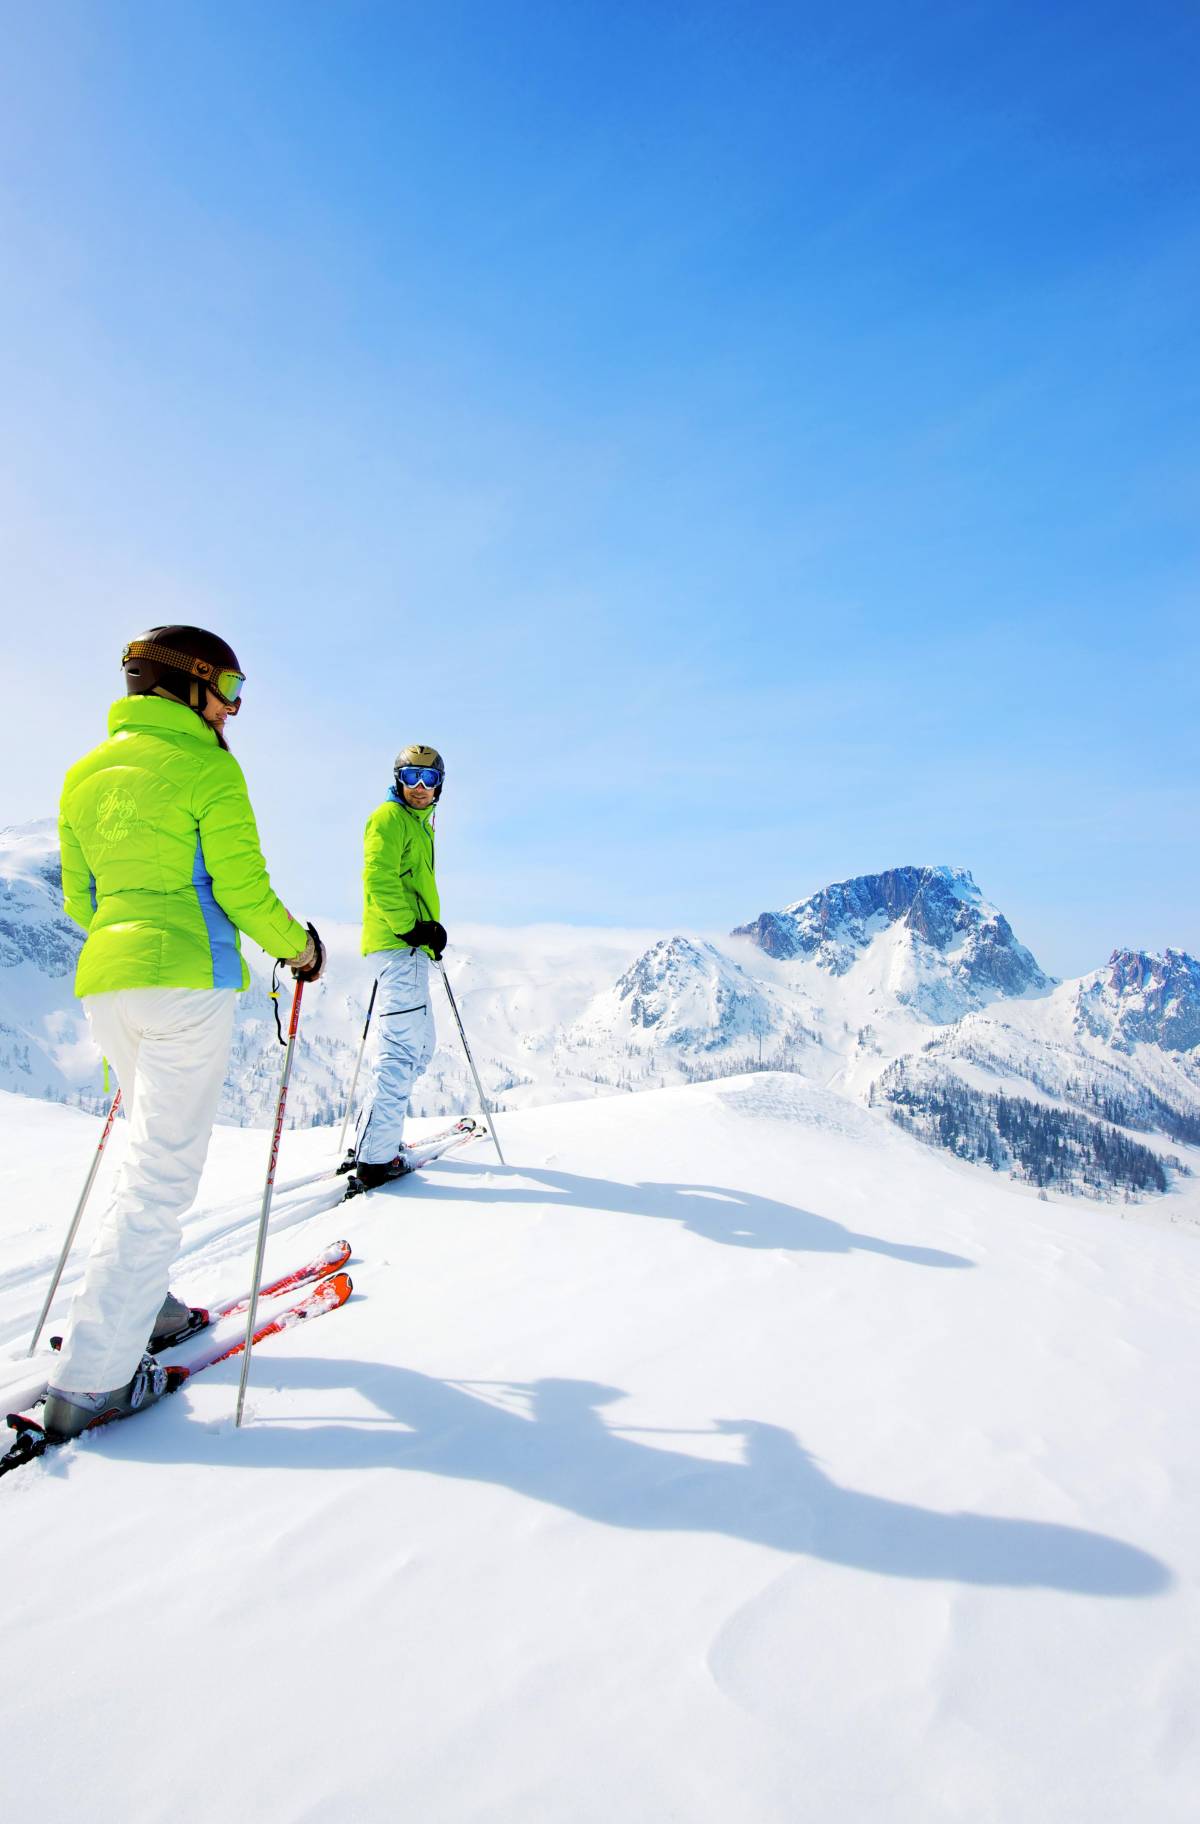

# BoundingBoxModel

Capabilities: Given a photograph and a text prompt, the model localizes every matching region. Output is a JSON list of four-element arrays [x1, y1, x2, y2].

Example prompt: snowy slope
[[2, 1082, 1199, 1823]]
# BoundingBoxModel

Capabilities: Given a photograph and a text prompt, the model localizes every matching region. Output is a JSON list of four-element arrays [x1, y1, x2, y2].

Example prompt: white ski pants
[[354, 948, 436, 1164], [53, 987, 236, 1394]]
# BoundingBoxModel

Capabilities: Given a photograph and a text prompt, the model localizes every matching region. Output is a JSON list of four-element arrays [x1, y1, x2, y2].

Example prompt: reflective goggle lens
[[398, 766, 442, 789], [213, 669, 245, 704]]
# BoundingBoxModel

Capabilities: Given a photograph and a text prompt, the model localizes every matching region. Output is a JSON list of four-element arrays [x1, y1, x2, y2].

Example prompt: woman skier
[[43, 625, 324, 1439]]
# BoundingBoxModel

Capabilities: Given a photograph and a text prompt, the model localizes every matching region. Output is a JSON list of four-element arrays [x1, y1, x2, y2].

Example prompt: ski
[[195, 1122, 482, 1225], [338, 1117, 482, 1177], [342, 1118, 485, 1198], [180, 1268, 352, 1375], [205, 1238, 352, 1323], [72, 1239, 352, 1353], [1, 1271, 353, 1479], [17, 1236, 353, 1417]]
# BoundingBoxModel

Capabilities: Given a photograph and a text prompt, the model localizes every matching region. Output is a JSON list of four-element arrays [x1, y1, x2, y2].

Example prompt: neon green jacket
[[59, 697, 309, 996], [361, 792, 440, 956]]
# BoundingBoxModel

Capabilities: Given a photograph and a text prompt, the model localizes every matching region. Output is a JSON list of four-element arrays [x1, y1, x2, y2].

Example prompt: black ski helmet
[[122, 626, 245, 715], [394, 743, 445, 801]]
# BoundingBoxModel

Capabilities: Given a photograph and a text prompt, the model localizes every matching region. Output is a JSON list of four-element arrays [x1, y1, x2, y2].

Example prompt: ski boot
[[41, 1351, 183, 1440], [148, 1290, 209, 1352], [345, 1152, 412, 1195]]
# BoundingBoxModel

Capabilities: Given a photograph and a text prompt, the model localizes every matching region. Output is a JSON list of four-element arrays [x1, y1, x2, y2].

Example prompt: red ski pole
[[236, 979, 305, 1426]]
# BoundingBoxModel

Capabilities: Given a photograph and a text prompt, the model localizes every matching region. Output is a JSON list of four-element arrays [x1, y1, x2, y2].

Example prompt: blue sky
[[1, 0, 1197, 977]]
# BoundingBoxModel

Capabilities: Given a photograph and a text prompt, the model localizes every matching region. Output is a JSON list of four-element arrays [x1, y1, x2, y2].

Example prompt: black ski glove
[[288, 921, 326, 982], [399, 919, 448, 960]]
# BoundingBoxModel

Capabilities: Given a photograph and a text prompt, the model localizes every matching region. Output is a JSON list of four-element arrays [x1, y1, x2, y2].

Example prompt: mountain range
[[2, 820, 1197, 1203]]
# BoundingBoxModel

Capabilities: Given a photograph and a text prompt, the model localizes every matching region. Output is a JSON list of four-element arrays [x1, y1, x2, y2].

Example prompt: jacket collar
[[108, 696, 218, 744], [387, 786, 433, 825]]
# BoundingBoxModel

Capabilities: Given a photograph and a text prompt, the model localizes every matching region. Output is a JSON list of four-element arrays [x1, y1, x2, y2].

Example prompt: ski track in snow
[[0, 1171, 343, 1354]]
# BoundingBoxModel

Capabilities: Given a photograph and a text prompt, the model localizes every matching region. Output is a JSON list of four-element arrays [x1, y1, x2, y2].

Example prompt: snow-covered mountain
[[573, 936, 788, 1056], [872, 952, 1200, 1198], [1077, 948, 1200, 1059], [733, 864, 1052, 1015], [2, 820, 1197, 1202], [677, 868, 1197, 1199], [0, 820, 88, 1098]]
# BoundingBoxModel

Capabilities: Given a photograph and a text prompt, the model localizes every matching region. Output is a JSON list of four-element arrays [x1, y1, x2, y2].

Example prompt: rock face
[[1076, 949, 1200, 1055], [0, 821, 90, 1099], [733, 865, 1052, 1002], [612, 936, 772, 1051], [0, 888, 82, 977], [0, 823, 83, 980]]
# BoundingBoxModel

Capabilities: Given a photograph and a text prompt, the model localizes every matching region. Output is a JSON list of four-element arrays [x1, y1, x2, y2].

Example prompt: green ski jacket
[[59, 696, 308, 996], [361, 792, 440, 956]]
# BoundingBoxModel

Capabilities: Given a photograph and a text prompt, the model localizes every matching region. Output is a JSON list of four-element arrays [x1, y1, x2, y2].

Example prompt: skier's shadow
[[411, 1161, 974, 1269], [114, 1360, 1168, 1597]]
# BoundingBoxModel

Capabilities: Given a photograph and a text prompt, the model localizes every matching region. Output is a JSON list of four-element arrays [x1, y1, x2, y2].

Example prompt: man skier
[[350, 744, 448, 1188], [42, 626, 324, 1440]]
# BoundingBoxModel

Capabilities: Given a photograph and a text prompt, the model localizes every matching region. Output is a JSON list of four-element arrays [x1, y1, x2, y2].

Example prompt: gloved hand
[[399, 919, 448, 960], [287, 921, 326, 982]]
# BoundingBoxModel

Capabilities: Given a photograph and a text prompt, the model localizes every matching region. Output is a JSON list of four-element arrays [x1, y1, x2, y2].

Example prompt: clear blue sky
[[2, 0, 1197, 978]]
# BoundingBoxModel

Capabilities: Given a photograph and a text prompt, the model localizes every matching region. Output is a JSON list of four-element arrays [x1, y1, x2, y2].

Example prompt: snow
[[2, 1079, 1199, 1822]]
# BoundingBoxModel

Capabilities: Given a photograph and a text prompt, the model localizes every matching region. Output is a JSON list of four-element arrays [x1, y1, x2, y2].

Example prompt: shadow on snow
[[54, 1165, 1166, 1597], [403, 1159, 976, 1269], [103, 1357, 1168, 1598]]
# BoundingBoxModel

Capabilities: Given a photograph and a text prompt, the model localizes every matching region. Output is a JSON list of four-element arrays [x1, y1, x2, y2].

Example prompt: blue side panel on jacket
[[191, 833, 243, 990]]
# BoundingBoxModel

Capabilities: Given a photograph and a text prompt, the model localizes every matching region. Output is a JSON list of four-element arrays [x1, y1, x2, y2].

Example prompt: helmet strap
[[148, 681, 213, 730]]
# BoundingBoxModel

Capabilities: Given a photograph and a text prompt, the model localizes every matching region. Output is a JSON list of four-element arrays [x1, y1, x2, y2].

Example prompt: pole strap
[[270, 960, 285, 1044]]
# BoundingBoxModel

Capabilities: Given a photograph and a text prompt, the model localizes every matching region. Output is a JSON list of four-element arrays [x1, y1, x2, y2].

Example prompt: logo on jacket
[[96, 787, 140, 849]]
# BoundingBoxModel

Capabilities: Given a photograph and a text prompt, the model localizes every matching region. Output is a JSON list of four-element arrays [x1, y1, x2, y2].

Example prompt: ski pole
[[27, 1087, 123, 1356], [434, 958, 506, 1165], [236, 978, 305, 1426], [335, 977, 378, 1161]]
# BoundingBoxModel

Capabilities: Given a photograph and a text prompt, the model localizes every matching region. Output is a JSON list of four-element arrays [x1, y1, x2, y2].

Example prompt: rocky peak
[[732, 865, 1051, 1001], [1076, 949, 1200, 1054], [613, 936, 772, 1050]]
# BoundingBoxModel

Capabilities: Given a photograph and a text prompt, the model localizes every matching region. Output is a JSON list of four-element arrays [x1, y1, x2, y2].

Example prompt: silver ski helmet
[[122, 625, 245, 716], [394, 743, 445, 801]]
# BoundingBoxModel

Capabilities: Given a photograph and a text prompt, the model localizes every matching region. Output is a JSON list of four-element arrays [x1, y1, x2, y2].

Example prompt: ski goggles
[[396, 765, 443, 789], [122, 640, 245, 711]]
